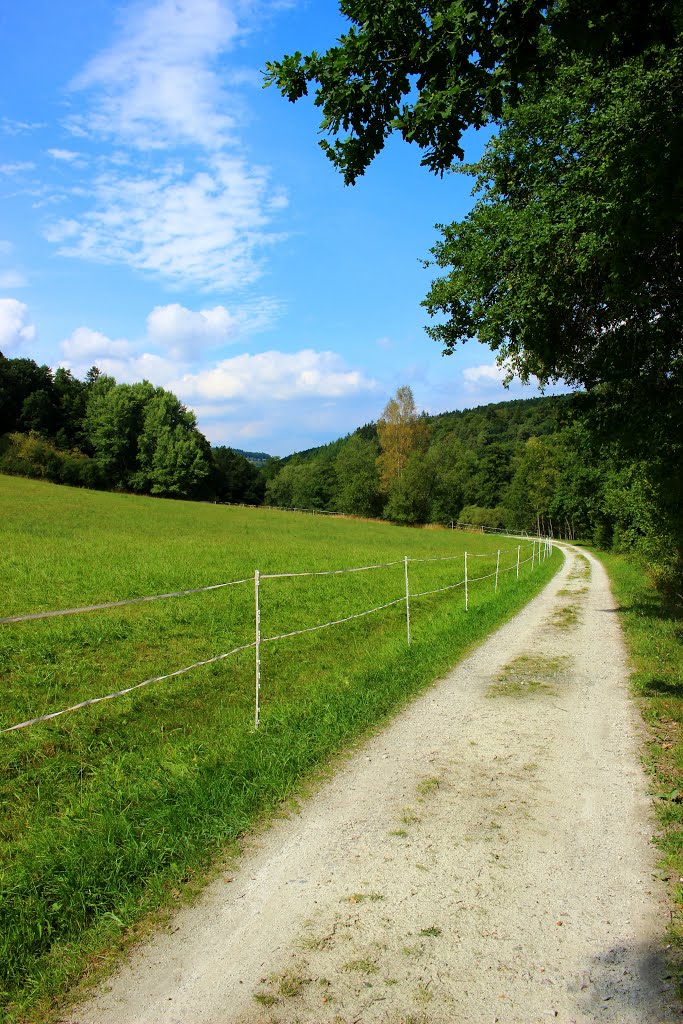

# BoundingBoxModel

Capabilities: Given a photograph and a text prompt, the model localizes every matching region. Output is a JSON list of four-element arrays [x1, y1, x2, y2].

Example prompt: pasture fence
[[216, 502, 534, 538], [1, 536, 554, 735]]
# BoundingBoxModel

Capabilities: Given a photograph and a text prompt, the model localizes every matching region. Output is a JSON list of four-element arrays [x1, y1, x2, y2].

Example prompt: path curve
[[70, 546, 680, 1024]]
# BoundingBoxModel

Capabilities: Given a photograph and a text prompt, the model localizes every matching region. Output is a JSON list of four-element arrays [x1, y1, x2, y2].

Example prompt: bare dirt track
[[69, 546, 681, 1024]]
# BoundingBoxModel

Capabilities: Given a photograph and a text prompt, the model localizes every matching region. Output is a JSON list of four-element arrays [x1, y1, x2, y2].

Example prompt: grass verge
[[595, 550, 683, 982]]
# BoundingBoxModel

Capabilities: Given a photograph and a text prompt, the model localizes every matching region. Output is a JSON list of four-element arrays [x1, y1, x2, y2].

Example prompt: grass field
[[595, 550, 683, 985], [0, 474, 561, 1021]]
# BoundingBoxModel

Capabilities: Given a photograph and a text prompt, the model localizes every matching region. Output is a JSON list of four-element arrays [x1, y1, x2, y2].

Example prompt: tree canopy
[[0, 352, 265, 504], [266, 1, 682, 409]]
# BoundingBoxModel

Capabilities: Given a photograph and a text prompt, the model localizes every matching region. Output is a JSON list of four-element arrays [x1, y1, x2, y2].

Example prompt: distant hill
[[231, 448, 272, 467]]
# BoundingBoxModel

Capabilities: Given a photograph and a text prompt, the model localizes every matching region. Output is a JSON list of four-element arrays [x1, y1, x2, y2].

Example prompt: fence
[[0, 537, 553, 736]]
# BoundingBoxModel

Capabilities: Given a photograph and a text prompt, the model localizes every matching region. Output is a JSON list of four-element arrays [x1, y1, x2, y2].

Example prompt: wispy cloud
[[68, 0, 241, 151], [43, 0, 288, 293], [1, 118, 45, 136], [47, 148, 84, 164], [0, 162, 36, 176], [48, 155, 286, 291]]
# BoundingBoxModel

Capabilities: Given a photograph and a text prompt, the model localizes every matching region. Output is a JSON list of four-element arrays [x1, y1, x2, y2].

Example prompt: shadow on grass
[[635, 676, 683, 699]]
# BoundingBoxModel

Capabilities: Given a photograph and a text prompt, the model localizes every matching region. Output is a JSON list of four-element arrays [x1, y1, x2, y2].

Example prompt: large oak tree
[[266, 1, 682, 410]]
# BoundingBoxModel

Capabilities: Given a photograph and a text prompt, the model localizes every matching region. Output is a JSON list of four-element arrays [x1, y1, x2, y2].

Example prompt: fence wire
[[0, 577, 253, 625], [0, 641, 257, 734]]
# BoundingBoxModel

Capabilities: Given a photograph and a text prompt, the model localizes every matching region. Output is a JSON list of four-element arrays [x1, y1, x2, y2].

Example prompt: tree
[[267, 2, 681, 410], [0, 354, 56, 435], [266, 3, 672, 182], [84, 378, 153, 489], [334, 434, 382, 517], [383, 450, 435, 524], [423, 46, 683, 412], [376, 385, 428, 493], [134, 389, 211, 497]]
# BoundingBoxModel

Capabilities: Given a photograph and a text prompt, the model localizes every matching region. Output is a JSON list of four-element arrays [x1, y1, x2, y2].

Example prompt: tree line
[[263, 386, 681, 595], [0, 353, 264, 504], [2, 353, 679, 594]]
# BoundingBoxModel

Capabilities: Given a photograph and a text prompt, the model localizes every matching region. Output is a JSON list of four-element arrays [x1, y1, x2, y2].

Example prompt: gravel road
[[70, 545, 681, 1024]]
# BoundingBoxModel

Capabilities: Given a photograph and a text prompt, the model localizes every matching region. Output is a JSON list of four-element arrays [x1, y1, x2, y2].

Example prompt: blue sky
[[0, 0, 565, 456]]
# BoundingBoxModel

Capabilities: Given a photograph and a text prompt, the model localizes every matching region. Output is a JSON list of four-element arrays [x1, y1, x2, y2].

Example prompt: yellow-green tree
[[376, 386, 428, 495]]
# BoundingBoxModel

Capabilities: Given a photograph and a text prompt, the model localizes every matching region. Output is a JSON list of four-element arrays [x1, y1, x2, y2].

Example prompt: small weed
[[552, 604, 579, 629], [401, 809, 421, 825], [276, 970, 307, 998], [419, 925, 442, 937], [402, 944, 423, 957], [416, 776, 440, 797], [415, 863, 429, 872], [299, 934, 328, 951], [253, 992, 279, 1006], [389, 828, 408, 838], [415, 983, 433, 1004], [346, 891, 384, 904], [342, 958, 378, 975]]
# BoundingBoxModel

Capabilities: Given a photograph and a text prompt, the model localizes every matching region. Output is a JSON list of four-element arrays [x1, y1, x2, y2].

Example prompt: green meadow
[[0, 474, 561, 1020]]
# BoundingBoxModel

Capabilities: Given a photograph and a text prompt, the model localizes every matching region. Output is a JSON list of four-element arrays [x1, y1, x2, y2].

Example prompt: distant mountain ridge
[[230, 448, 272, 466]]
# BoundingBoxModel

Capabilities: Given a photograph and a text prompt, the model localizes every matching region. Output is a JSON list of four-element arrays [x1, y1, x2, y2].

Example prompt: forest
[[262, 386, 680, 594], [0, 353, 264, 505]]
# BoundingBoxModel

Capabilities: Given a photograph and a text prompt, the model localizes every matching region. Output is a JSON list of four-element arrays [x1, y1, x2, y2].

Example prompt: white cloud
[[60, 325, 134, 363], [147, 299, 278, 358], [56, 311, 378, 453], [48, 156, 286, 291], [47, 148, 84, 163], [462, 362, 506, 386], [0, 271, 27, 289], [59, 325, 181, 385], [173, 349, 378, 403], [0, 299, 36, 353], [68, 0, 241, 151], [0, 240, 13, 255]]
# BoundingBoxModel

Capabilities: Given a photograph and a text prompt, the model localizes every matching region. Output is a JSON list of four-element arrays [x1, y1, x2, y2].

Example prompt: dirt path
[[70, 546, 680, 1024]]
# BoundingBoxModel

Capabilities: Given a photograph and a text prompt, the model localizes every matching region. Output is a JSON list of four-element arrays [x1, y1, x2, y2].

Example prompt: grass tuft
[[487, 654, 569, 698]]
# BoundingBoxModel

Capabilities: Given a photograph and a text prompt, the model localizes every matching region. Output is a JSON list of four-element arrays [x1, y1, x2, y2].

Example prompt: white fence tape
[[1, 539, 553, 734], [262, 596, 407, 644], [0, 641, 257, 734], [262, 560, 402, 580], [0, 577, 253, 625]]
